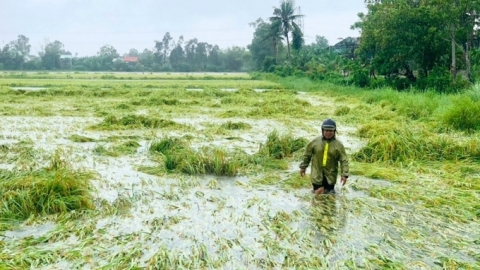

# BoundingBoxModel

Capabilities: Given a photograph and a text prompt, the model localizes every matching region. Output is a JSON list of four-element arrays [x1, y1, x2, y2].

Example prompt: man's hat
[[321, 118, 336, 130]]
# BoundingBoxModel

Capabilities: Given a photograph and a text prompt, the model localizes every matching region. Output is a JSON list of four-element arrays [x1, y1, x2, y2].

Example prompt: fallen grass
[[93, 140, 140, 157], [143, 131, 306, 176], [1, 74, 479, 269], [91, 114, 184, 130], [0, 150, 95, 221]]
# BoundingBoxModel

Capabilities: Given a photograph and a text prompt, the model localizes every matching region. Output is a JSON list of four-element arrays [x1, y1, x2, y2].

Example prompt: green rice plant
[[145, 97, 180, 106], [93, 140, 140, 157], [149, 136, 188, 155], [257, 130, 307, 159], [220, 96, 249, 105], [243, 154, 289, 171], [395, 91, 439, 120], [68, 134, 96, 142], [247, 97, 311, 118], [356, 121, 403, 139], [353, 128, 479, 163], [148, 136, 244, 176], [334, 105, 351, 116], [354, 118, 480, 164], [0, 151, 95, 220], [116, 103, 130, 110], [175, 147, 243, 176], [91, 114, 182, 130], [361, 87, 400, 106], [220, 121, 252, 130], [441, 96, 480, 131]]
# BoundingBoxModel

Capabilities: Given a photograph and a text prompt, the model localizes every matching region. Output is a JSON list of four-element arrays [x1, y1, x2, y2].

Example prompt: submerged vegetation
[[0, 72, 478, 269]]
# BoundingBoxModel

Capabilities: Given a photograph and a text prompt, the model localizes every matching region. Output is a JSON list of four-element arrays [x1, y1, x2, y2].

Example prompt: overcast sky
[[1, 0, 367, 57]]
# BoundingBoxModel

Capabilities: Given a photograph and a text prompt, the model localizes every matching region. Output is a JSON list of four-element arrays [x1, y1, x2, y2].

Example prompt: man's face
[[323, 129, 335, 139]]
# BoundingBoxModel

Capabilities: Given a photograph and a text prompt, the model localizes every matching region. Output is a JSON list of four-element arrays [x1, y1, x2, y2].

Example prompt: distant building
[[328, 37, 360, 59], [60, 54, 73, 69], [122, 56, 139, 64]]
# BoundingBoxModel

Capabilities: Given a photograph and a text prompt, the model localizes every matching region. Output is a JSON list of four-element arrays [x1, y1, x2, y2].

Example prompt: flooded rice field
[[0, 73, 478, 269]]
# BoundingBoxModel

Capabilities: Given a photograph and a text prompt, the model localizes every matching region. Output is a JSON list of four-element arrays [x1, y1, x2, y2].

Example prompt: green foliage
[[349, 63, 371, 88]]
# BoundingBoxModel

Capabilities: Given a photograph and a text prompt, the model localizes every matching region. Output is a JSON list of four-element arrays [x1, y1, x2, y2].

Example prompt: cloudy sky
[[1, 0, 367, 57]]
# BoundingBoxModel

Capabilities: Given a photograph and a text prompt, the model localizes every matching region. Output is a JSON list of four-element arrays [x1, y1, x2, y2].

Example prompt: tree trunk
[[451, 31, 457, 80], [466, 41, 472, 82], [286, 35, 291, 61]]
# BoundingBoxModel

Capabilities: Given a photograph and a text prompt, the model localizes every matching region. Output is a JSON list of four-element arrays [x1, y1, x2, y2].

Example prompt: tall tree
[[169, 36, 186, 71], [127, 48, 139, 57], [0, 35, 32, 70], [248, 18, 283, 70], [39, 40, 65, 70], [270, 0, 304, 60], [97, 44, 119, 70], [139, 49, 155, 70], [356, 1, 447, 83], [185, 38, 198, 70], [161, 32, 173, 67], [291, 25, 304, 52], [195, 42, 208, 69]]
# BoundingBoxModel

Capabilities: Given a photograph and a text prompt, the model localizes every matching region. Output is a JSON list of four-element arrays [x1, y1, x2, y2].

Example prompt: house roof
[[123, 56, 139, 63]]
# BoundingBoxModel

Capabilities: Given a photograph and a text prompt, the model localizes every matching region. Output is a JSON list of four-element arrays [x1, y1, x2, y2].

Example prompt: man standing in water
[[299, 118, 349, 194]]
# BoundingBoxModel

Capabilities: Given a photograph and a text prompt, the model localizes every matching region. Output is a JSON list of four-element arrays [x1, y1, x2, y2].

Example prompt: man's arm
[[299, 139, 314, 177], [339, 143, 349, 185]]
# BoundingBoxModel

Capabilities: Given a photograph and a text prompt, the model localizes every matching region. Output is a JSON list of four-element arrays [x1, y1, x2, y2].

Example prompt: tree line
[[2, 0, 480, 93], [0, 33, 252, 72], [261, 0, 480, 93]]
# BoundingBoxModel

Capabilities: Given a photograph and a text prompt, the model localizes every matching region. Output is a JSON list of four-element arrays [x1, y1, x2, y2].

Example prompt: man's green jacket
[[299, 136, 349, 185]]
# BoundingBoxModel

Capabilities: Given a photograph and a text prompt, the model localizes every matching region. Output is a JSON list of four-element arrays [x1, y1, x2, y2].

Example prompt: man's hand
[[300, 168, 306, 177], [341, 176, 348, 186]]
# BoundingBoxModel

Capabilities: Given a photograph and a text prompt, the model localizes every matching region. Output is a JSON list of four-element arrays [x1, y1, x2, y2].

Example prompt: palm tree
[[270, 0, 304, 60], [265, 20, 283, 63]]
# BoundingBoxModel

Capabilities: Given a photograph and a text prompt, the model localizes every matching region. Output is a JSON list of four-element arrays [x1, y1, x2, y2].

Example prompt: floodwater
[[0, 99, 478, 269]]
